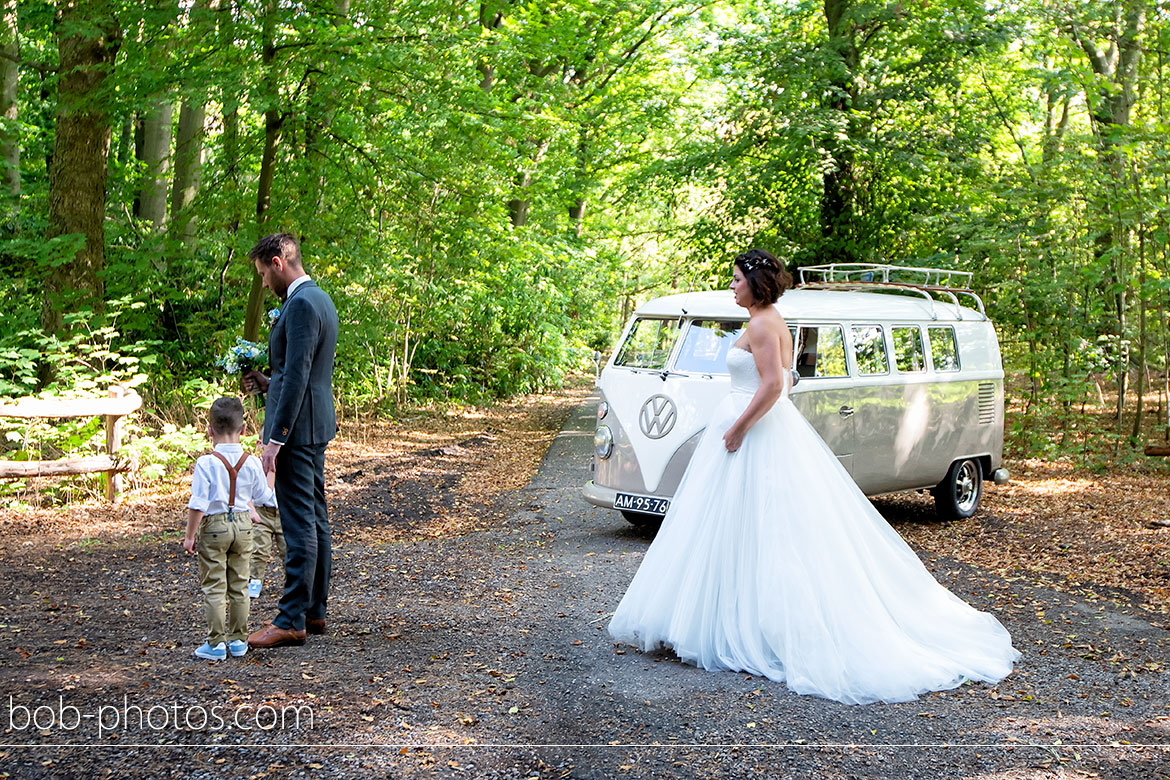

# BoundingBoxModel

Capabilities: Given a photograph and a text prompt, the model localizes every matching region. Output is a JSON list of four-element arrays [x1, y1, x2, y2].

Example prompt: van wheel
[[621, 511, 663, 531], [933, 458, 982, 520]]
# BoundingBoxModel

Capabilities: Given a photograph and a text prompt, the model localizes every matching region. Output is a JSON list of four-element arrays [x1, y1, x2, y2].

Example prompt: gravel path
[[2, 397, 1167, 778]]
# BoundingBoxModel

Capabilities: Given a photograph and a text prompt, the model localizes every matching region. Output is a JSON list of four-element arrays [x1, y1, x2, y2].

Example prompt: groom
[[243, 233, 339, 649]]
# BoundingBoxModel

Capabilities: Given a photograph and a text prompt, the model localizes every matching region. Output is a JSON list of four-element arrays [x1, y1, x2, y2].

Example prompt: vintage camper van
[[582, 263, 1009, 526]]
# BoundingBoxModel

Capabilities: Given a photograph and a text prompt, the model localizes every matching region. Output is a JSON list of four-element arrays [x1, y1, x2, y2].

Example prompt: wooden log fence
[[0, 386, 143, 502]]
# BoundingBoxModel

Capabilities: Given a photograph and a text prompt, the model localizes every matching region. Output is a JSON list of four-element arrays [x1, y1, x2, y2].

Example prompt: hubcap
[[953, 461, 979, 512]]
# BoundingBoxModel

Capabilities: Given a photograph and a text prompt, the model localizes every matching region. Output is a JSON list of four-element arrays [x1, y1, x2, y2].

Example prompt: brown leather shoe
[[305, 618, 326, 635], [247, 622, 307, 648]]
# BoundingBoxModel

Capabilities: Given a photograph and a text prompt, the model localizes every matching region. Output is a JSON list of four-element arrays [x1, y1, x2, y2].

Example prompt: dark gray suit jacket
[[264, 279, 338, 446]]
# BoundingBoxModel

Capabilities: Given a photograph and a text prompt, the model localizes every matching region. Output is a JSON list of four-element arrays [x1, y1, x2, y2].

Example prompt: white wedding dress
[[608, 346, 1020, 704]]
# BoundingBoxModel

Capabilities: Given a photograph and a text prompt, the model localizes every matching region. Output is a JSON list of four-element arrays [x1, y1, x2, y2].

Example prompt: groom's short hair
[[249, 233, 302, 270], [209, 397, 246, 435]]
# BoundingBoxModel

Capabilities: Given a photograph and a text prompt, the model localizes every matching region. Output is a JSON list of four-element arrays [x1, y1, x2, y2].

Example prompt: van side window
[[795, 325, 848, 378], [851, 325, 888, 376], [928, 326, 960, 371], [615, 318, 681, 370], [891, 326, 926, 372]]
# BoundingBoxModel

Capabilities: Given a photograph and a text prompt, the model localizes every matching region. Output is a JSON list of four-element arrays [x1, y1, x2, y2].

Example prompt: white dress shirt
[[187, 443, 276, 515], [285, 274, 311, 299]]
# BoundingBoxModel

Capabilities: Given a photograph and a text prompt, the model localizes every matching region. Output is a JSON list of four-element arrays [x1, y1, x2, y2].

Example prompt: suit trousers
[[273, 442, 331, 631]]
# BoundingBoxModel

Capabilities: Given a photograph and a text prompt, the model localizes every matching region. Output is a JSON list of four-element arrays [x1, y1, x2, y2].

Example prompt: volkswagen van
[[582, 263, 1009, 526]]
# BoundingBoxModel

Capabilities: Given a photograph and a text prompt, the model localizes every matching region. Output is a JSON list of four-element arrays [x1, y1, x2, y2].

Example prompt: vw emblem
[[639, 394, 678, 439]]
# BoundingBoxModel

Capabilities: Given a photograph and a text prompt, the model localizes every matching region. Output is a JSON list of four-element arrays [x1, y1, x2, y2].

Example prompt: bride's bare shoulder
[[745, 316, 787, 353], [749, 308, 787, 337]]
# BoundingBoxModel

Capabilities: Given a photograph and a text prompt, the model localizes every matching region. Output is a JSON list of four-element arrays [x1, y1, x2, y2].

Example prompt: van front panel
[[595, 366, 729, 495]]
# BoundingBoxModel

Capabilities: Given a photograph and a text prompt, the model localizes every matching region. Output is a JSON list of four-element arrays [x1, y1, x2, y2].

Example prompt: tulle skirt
[[608, 392, 1020, 705]]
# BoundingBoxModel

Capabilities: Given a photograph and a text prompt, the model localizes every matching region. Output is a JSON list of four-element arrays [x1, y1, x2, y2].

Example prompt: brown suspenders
[[209, 451, 252, 509]]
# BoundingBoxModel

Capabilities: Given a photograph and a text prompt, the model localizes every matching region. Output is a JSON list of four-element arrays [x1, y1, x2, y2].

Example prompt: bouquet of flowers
[[216, 338, 268, 376]]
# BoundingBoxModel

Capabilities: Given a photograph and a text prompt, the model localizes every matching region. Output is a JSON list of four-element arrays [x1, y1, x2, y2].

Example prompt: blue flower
[[216, 337, 268, 375], [268, 307, 281, 326]]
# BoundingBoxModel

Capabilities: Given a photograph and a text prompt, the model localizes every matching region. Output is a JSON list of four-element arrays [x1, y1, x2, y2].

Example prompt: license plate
[[614, 493, 670, 516]]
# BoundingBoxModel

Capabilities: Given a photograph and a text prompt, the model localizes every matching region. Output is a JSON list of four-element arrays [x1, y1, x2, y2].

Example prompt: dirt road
[[1, 397, 1167, 778]]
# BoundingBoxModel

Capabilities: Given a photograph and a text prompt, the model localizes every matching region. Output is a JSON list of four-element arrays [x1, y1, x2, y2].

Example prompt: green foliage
[[121, 423, 215, 482], [3, 0, 1170, 490]]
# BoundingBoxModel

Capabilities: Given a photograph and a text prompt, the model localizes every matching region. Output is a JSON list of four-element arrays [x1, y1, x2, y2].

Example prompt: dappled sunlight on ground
[[1002, 476, 1095, 497], [889, 458, 1170, 615], [0, 380, 596, 553]]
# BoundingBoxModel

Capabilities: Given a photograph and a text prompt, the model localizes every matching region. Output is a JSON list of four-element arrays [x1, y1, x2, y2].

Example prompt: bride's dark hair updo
[[734, 248, 793, 305]]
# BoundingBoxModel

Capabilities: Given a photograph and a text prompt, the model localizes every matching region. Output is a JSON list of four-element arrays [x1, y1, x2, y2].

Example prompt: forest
[[2, 0, 1169, 485]]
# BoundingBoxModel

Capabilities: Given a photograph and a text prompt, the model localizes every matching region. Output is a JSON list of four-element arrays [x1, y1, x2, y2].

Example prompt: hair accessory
[[737, 252, 778, 274]]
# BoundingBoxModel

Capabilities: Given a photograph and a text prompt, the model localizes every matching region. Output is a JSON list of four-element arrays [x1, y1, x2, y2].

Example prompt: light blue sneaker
[[248, 579, 263, 598], [228, 640, 248, 658], [194, 641, 227, 661]]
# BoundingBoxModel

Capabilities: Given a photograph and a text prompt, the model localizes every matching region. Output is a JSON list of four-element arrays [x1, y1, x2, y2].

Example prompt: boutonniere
[[268, 307, 281, 327]]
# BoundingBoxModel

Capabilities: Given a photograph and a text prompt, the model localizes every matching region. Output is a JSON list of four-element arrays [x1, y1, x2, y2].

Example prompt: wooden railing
[[0, 386, 143, 502]]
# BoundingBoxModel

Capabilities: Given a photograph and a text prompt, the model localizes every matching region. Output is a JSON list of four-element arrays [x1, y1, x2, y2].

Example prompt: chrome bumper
[[582, 480, 617, 509]]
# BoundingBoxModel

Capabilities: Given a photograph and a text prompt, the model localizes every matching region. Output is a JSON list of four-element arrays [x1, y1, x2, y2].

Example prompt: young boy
[[248, 484, 285, 599], [183, 397, 275, 660]]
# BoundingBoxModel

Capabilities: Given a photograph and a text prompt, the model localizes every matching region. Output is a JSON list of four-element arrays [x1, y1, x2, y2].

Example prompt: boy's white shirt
[[187, 442, 276, 515]]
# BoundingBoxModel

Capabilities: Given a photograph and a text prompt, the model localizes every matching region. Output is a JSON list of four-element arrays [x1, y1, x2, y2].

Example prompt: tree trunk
[[138, 96, 173, 230], [1163, 244, 1169, 441], [475, 5, 550, 230], [508, 138, 550, 228], [244, 0, 281, 342], [508, 171, 532, 228], [567, 124, 590, 236], [138, 0, 178, 238], [1131, 228, 1147, 442], [169, 0, 216, 250], [0, 0, 19, 219], [115, 114, 133, 165], [1064, 3, 1145, 435], [303, 0, 351, 214], [1112, 254, 1127, 436], [477, 2, 505, 91], [1040, 84, 1072, 412], [41, 1, 121, 340], [215, 0, 240, 312], [169, 99, 204, 249], [131, 112, 143, 216], [820, 0, 859, 260]]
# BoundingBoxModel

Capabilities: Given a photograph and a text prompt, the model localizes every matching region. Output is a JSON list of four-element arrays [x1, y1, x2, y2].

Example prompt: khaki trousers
[[250, 504, 286, 582], [196, 511, 253, 645]]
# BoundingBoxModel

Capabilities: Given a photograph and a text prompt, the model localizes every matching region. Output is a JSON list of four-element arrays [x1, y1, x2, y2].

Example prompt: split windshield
[[614, 318, 681, 369], [674, 320, 745, 373], [614, 318, 746, 373]]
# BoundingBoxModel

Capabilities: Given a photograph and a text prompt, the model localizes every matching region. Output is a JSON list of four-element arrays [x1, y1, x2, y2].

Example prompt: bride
[[608, 249, 1020, 705]]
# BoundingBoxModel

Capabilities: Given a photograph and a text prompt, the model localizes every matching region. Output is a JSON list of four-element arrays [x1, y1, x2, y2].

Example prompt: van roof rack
[[797, 263, 986, 321]]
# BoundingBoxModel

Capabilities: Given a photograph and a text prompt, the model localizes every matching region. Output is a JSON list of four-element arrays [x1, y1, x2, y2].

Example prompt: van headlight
[[597, 401, 609, 419], [594, 426, 614, 459]]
